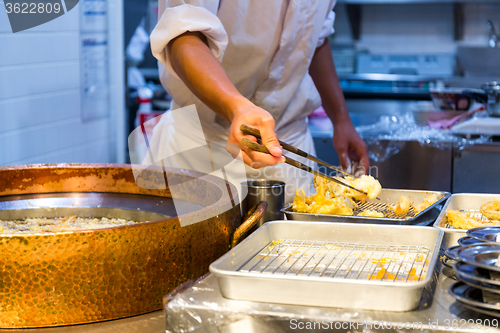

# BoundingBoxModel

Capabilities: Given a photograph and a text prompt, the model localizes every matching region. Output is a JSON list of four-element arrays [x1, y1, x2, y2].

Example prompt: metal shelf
[[339, 1, 476, 41]]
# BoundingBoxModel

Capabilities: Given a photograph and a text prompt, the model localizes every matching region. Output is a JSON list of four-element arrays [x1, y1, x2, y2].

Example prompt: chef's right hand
[[226, 101, 285, 169]]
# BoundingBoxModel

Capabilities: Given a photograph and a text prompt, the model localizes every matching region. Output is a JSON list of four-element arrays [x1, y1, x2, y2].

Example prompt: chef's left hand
[[332, 120, 370, 175]]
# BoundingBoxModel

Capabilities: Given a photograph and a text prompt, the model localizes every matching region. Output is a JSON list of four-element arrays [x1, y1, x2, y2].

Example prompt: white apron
[[148, 0, 337, 204]]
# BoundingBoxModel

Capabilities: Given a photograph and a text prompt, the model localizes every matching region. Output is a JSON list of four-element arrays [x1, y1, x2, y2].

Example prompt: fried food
[[390, 196, 411, 215], [413, 194, 439, 214], [357, 210, 384, 217], [313, 175, 381, 202], [346, 175, 382, 201], [0, 216, 142, 234], [481, 200, 500, 220], [447, 209, 500, 230], [292, 188, 354, 216]]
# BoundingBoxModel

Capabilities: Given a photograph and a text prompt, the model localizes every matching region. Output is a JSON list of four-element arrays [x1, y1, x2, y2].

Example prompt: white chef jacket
[[148, 0, 337, 204]]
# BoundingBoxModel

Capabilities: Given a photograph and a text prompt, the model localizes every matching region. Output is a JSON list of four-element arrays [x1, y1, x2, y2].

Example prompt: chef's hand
[[332, 120, 370, 175], [227, 101, 285, 169]]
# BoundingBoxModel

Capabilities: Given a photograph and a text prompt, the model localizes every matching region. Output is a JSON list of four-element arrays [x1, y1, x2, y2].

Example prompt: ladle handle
[[231, 201, 267, 248]]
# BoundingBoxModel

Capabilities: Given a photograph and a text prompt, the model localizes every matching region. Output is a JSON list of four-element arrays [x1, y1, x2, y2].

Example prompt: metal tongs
[[240, 124, 368, 196]]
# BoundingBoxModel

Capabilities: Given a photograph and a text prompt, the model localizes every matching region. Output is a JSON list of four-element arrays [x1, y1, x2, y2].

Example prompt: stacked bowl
[[446, 227, 500, 317]]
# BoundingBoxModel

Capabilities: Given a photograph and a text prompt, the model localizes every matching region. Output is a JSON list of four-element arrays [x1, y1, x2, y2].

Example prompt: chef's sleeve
[[150, 0, 228, 79], [316, 10, 335, 48]]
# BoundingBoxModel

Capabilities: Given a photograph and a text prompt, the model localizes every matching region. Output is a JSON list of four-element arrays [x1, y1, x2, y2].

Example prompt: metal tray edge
[[210, 221, 444, 290], [282, 191, 450, 224], [433, 193, 500, 233]]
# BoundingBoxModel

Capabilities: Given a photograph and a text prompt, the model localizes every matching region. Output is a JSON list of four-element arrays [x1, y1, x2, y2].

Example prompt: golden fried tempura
[[413, 194, 439, 214], [347, 175, 382, 201], [447, 209, 500, 229], [292, 189, 354, 216], [481, 200, 500, 220], [313, 175, 381, 202], [390, 196, 411, 215], [357, 210, 384, 217], [292, 175, 382, 217]]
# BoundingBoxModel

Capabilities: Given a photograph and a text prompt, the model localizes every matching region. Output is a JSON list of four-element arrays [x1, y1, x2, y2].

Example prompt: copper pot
[[0, 164, 265, 328]]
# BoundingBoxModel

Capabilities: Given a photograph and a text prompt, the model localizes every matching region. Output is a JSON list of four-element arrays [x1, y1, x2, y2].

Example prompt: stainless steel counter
[[164, 266, 500, 333]]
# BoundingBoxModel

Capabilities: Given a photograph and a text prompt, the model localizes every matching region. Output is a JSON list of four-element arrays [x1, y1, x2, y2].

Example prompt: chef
[[148, 0, 369, 203]]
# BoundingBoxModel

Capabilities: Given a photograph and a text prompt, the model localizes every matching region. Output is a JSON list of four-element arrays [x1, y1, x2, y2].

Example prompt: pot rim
[[0, 163, 240, 236]]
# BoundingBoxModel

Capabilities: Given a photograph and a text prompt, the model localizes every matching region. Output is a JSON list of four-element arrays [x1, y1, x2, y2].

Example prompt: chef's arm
[[169, 31, 284, 168], [309, 39, 370, 173]]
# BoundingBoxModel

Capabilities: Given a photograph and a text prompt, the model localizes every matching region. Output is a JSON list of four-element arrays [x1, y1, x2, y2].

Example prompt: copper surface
[[0, 164, 251, 328]]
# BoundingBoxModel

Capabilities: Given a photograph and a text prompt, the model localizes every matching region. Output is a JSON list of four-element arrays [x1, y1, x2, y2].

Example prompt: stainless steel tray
[[210, 221, 443, 312], [282, 189, 450, 225], [434, 193, 500, 249]]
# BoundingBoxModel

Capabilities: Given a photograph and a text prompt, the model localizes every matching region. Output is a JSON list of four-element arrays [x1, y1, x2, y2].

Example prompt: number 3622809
[[5, 2, 62, 14]]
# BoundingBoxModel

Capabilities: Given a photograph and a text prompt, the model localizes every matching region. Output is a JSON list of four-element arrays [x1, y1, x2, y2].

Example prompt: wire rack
[[354, 201, 415, 219], [238, 240, 430, 283], [444, 209, 495, 229]]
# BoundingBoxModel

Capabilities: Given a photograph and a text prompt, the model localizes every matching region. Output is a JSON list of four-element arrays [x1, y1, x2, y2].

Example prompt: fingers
[[258, 118, 282, 157], [244, 147, 284, 168], [358, 148, 370, 175], [226, 138, 284, 169], [334, 141, 349, 171]]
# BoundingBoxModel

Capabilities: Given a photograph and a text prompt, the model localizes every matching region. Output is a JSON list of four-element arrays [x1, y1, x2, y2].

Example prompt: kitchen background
[[1, 0, 499, 192]]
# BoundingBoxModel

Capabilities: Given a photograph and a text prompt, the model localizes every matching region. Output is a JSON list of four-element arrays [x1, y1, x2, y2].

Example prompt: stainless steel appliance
[[464, 82, 500, 117]]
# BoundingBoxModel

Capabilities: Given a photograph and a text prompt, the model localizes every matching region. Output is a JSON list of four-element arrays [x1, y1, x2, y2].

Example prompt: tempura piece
[[292, 174, 381, 217], [481, 200, 500, 220], [347, 175, 382, 201], [315, 175, 381, 201], [357, 210, 384, 218], [447, 209, 500, 230], [390, 196, 411, 215], [292, 186, 354, 216], [413, 194, 439, 214]]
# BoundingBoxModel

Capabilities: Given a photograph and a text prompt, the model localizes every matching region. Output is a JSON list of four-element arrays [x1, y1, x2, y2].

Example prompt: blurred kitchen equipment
[[0, 164, 266, 328], [241, 179, 285, 229], [463, 82, 500, 117], [429, 87, 472, 111], [210, 221, 443, 312], [357, 54, 455, 76], [331, 47, 356, 74], [488, 20, 499, 48], [456, 46, 500, 77]]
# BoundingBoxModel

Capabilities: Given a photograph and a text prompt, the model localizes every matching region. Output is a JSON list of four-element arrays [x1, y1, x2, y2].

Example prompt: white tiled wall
[[332, 2, 500, 54], [0, 0, 125, 166]]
